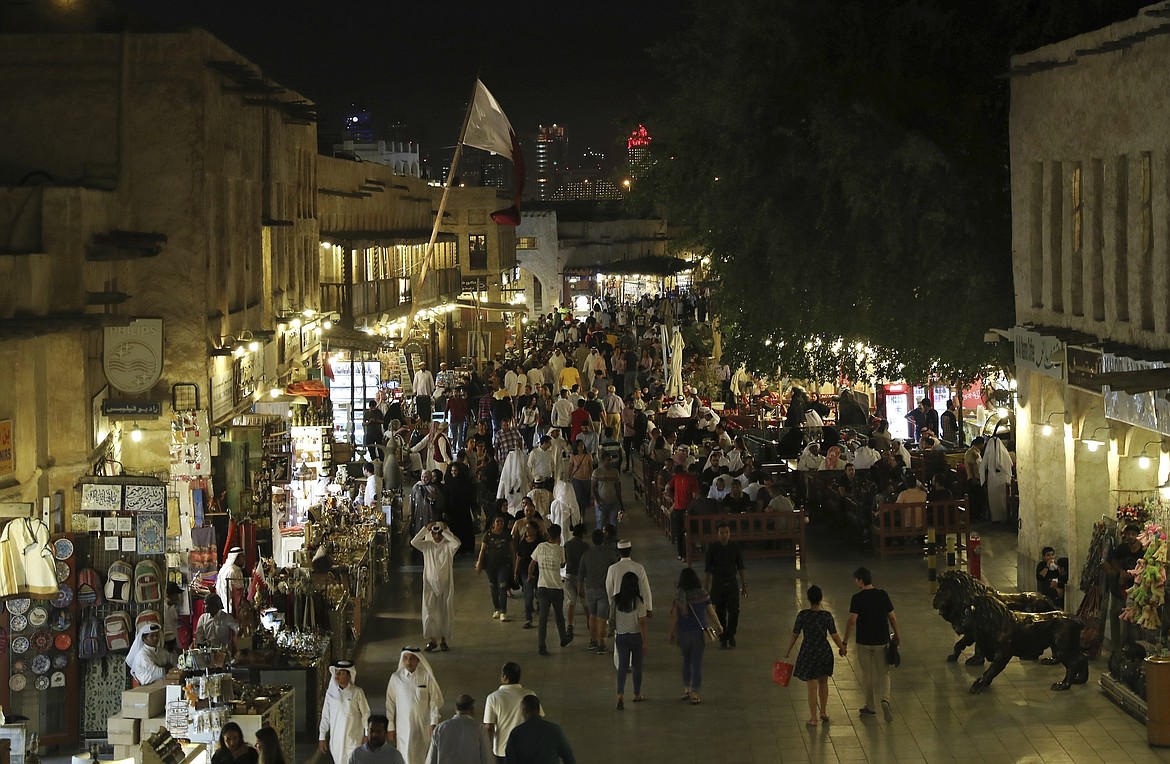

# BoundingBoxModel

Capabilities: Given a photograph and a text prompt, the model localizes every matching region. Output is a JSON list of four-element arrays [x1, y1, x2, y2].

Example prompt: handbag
[[773, 660, 794, 687], [688, 602, 720, 644], [886, 636, 901, 667]]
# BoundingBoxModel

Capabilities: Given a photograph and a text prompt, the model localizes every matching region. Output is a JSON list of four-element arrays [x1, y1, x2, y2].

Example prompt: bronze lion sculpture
[[960, 594, 1089, 693], [932, 570, 1058, 665]]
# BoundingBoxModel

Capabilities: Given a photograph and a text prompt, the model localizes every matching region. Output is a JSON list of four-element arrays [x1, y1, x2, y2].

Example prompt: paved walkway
[[344, 467, 1170, 764]]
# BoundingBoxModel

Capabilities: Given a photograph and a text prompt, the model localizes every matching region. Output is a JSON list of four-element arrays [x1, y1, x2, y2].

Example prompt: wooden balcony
[[320, 267, 463, 320]]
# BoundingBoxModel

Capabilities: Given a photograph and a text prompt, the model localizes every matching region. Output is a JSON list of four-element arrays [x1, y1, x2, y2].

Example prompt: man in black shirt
[[842, 566, 900, 720], [704, 522, 747, 649], [1104, 523, 1144, 650], [721, 481, 753, 514]]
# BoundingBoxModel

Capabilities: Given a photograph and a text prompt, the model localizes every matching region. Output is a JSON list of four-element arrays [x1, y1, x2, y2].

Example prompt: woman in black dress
[[444, 461, 479, 554], [783, 585, 846, 728]]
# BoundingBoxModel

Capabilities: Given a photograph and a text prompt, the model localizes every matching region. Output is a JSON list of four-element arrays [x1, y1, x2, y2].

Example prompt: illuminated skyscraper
[[535, 124, 568, 201], [627, 124, 652, 176]]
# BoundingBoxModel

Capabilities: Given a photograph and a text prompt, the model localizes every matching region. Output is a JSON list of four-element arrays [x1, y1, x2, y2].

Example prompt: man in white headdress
[[981, 435, 1013, 524], [410, 522, 460, 653], [496, 449, 530, 513], [126, 622, 173, 685], [319, 659, 371, 764], [216, 547, 245, 615], [386, 647, 444, 764], [548, 482, 581, 531]]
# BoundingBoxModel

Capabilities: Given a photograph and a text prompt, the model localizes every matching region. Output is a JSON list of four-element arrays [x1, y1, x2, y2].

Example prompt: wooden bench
[[685, 509, 807, 565], [872, 499, 969, 559]]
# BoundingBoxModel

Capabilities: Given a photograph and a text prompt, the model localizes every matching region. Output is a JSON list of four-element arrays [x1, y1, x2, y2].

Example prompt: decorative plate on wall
[[11, 636, 29, 654], [54, 560, 70, 583], [51, 584, 73, 609], [6, 599, 30, 616], [9, 615, 27, 633], [52, 537, 74, 561], [33, 675, 49, 691], [9, 674, 26, 692], [27, 605, 48, 628]]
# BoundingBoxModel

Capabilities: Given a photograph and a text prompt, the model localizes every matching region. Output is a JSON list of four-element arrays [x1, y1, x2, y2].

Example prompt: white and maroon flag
[[463, 79, 526, 226]]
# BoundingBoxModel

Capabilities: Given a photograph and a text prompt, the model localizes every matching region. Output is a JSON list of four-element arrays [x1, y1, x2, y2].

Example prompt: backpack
[[135, 609, 161, 632], [79, 609, 106, 660], [134, 559, 162, 604], [105, 560, 134, 604], [104, 611, 133, 652], [77, 567, 102, 607]]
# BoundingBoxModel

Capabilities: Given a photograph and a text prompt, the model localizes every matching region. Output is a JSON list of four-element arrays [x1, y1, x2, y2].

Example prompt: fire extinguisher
[[968, 532, 982, 580]]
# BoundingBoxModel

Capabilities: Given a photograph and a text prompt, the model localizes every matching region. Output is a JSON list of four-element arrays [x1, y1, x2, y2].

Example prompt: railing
[[320, 267, 462, 319]]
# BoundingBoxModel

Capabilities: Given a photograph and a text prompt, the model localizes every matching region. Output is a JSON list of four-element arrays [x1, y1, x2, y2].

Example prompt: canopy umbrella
[[667, 327, 685, 397]]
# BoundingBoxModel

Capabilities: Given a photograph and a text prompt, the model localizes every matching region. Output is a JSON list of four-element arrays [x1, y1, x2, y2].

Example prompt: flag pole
[[405, 78, 480, 335]]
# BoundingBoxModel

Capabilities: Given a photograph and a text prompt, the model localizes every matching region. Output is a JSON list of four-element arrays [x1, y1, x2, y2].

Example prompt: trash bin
[[1146, 655, 1170, 746]]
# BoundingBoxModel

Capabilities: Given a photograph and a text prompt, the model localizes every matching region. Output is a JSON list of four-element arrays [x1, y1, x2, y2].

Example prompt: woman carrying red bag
[[783, 585, 846, 728]]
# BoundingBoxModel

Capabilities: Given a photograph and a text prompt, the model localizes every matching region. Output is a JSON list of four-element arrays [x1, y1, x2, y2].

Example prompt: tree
[[642, 0, 1150, 382]]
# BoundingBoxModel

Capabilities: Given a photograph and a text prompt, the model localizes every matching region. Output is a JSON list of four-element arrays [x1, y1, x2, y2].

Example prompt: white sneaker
[[492, 611, 501, 620], [499, 614, 510, 622]]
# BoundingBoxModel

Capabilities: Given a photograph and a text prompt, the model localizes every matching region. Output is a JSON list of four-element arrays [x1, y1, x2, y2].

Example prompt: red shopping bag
[[773, 660, 794, 687]]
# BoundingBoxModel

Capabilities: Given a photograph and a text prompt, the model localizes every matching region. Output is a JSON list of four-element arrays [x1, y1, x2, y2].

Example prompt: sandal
[[680, 690, 691, 701], [690, 696, 702, 705], [820, 715, 830, 723], [806, 720, 818, 728], [633, 695, 647, 703]]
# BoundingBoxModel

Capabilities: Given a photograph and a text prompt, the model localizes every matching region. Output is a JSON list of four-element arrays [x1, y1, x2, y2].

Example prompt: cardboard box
[[122, 681, 167, 719], [107, 714, 140, 745]]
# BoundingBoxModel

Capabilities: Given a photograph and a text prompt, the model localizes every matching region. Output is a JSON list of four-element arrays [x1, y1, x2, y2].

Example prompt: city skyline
[[119, 0, 687, 151]]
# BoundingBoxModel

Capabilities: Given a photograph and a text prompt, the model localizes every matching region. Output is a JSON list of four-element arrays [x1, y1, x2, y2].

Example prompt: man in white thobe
[[386, 648, 444, 764], [410, 523, 460, 652], [319, 660, 371, 764]]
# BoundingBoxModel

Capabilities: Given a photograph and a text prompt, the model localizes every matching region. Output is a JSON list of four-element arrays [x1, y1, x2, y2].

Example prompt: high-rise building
[[627, 124, 652, 175], [344, 109, 376, 143], [535, 124, 568, 201]]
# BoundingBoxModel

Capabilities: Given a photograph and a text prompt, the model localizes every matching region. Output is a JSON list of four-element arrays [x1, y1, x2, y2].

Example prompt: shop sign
[[0, 419, 12, 476], [101, 401, 162, 417], [284, 326, 302, 363], [1010, 326, 1064, 381], [234, 354, 257, 404], [210, 370, 234, 420], [103, 318, 164, 394], [1067, 346, 1104, 395], [1102, 353, 1170, 436]]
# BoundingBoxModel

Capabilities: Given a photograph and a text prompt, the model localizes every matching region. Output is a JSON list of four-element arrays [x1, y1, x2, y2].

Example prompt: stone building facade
[[0, 29, 319, 499], [1010, 2, 1170, 604]]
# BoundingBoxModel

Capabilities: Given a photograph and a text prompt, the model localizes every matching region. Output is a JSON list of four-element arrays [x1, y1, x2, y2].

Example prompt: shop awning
[[319, 230, 456, 247], [565, 255, 692, 277]]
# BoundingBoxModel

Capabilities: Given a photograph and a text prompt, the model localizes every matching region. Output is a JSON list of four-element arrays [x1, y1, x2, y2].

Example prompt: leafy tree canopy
[[641, 0, 1150, 383]]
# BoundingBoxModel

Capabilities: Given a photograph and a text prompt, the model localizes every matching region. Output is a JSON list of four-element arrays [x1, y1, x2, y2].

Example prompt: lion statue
[[960, 594, 1089, 693], [932, 570, 1057, 665]]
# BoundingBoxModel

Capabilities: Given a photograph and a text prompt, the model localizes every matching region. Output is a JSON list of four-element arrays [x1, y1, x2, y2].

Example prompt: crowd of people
[[319, 298, 978, 763]]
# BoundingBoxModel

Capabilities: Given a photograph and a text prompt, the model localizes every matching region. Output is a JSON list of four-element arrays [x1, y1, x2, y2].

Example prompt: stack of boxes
[[108, 681, 168, 760]]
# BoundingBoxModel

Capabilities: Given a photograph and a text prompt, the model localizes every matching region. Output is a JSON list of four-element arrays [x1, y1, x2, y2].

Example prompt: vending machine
[[882, 383, 913, 440]]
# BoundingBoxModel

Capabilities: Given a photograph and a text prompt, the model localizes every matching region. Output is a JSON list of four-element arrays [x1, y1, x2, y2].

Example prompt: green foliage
[[642, 0, 1150, 382]]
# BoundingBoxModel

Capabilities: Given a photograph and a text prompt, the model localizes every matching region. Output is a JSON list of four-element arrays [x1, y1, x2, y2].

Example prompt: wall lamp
[[1137, 440, 1164, 470], [210, 336, 235, 357], [1081, 426, 1111, 453], [1039, 411, 1067, 437]]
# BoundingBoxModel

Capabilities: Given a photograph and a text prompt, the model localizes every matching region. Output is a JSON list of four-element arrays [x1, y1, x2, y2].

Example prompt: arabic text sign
[[101, 401, 163, 417], [1011, 327, 1065, 381]]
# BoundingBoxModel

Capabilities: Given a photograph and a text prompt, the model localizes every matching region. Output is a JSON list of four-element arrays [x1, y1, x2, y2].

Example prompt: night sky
[[121, 0, 688, 156]]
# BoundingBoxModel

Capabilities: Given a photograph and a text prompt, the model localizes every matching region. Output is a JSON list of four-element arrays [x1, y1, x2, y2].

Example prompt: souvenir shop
[[1092, 494, 1170, 730]]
